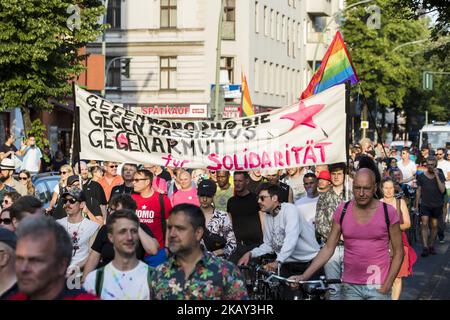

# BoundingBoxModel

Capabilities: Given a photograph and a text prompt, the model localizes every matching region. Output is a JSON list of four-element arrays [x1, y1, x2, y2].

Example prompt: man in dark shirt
[[0, 133, 20, 161], [248, 169, 265, 194], [227, 171, 263, 264], [415, 156, 446, 257], [0, 229, 18, 300], [110, 163, 138, 197]]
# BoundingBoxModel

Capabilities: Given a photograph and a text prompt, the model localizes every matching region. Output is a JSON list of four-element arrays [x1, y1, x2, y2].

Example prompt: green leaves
[[0, 0, 105, 112]]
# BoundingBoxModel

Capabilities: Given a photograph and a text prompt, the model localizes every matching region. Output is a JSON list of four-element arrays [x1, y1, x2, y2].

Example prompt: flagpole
[[359, 84, 388, 159], [345, 80, 351, 201], [71, 82, 82, 174]]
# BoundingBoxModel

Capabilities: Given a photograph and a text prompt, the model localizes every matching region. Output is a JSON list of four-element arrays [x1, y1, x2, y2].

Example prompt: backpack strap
[[339, 201, 351, 226], [382, 202, 391, 240], [95, 266, 105, 297], [159, 193, 166, 244], [147, 267, 152, 288]]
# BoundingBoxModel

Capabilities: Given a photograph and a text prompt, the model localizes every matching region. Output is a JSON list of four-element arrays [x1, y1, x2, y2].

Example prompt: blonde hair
[[59, 164, 73, 188]]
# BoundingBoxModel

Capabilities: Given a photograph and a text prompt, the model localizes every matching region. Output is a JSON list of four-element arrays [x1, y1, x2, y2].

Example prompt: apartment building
[[86, 0, 342, 119]]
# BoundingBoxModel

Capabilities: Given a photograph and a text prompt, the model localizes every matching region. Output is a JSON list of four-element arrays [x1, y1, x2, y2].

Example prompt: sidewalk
[[401, 225, 450, 300]]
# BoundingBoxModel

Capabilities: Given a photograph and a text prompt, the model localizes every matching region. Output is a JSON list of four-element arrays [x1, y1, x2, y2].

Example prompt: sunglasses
[[19, 176, 28, 180], [0, 218, 12, 225], [60, 171, 68, 175], [436, 153, 444, 156], [133, 178, 148, 183], [109, 165, 118, 168], [63, 198, 78, 204], [258, 195, 271, 201]]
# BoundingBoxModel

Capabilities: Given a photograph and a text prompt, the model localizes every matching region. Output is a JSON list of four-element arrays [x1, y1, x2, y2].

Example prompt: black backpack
[[339, 201, 391, 239]]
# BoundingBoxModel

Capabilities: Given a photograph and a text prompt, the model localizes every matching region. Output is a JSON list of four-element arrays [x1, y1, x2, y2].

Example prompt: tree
[[341, 0, 432, 140], [395, 0, 449, 60], [0, 0, 105, 133]]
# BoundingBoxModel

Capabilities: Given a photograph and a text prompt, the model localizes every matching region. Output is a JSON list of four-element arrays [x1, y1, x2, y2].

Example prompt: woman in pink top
[[170, 171, 200, 207], [289, 168, 404, 300]]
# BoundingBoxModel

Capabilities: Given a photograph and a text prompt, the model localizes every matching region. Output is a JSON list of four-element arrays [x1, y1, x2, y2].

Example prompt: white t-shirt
[[57, 217, 99, 269], [21, 146, 42, 173], [397, 160, 417, 186], [83, 261, 151, 300], [295, 195, 320, 230], [437, 160, 450, 189]]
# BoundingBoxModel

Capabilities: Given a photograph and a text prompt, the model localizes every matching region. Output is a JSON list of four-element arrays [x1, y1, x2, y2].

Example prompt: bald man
[[290, 168, 404, 300]]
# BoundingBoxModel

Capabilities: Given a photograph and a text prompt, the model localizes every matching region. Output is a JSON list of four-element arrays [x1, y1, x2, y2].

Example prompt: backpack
[[95, 265, 153, 297], [339, 201, 391, 239]]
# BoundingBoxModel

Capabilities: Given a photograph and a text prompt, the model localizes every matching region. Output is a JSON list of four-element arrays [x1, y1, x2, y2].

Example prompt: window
[[254, 59, 259, 92], [281, 65, 285, 96], [224, 0, 235, 22], [282, 15, 286, 43], [107, 0, 121, 29], [160, 57, 177, 90], [312, 16, 326, 33], [270, 9, 275, 39], [276, 12, 281, 41], [263, 61, 268, 93], [292, 22, 297, 58], [161, 0, 177, 29], [298, 22, 302, 49], [288, 0, 293, 6], [264, 6, 269, 36], [275, 64, 280, 95], [255, 1, 259, 33], [106, 57, 120, 87], [220, 57, 234, 84], [269, 63, 274, 94], [287, 18, 291, 57]]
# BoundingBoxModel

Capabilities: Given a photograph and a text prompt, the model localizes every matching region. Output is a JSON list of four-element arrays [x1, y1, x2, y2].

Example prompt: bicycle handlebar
[[254, 265, 341, 285]]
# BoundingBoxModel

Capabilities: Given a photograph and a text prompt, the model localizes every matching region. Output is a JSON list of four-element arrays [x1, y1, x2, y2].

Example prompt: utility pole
[[213, 0, 225, 121], [101, 0, 109, 97]]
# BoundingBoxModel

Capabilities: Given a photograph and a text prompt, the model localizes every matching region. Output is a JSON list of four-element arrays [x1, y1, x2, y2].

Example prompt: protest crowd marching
[[0, 133, 449, 301]]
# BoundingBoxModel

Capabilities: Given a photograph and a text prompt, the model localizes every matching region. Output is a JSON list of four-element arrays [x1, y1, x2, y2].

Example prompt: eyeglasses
[[60, 171, 68, 175], [258, 195, 271, 201], [19, 176, 28, 180], [63, 198, 78, 204], [436, 153, 444, 156], [133, 178, 149, 183], [0, 218, 12, 225]]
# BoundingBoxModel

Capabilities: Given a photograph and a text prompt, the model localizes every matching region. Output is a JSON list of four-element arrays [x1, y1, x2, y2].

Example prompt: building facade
[[86, 0, 342, 118]]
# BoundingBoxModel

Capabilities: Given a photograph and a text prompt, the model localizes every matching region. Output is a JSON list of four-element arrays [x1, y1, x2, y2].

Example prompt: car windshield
[[421, 131, 450, 150]]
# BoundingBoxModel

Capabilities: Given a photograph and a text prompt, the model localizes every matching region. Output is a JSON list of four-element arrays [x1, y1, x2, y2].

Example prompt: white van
[[419, 122, 450, 150]]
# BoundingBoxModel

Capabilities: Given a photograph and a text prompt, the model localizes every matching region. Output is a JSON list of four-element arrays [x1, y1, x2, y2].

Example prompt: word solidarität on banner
[[77, 84, 347, 170]]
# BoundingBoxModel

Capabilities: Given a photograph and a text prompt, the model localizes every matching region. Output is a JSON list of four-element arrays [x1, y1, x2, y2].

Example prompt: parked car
[[32, 172, 60, 209]]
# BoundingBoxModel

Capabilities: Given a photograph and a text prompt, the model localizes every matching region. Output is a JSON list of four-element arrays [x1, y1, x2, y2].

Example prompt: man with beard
[[282, 167, 306, 201], [83, 210, 153, 300], [98, 161, 123, 201], [0, 159, 26, 196], [248, 169, 265, 194], [150, 204, 248, 300]]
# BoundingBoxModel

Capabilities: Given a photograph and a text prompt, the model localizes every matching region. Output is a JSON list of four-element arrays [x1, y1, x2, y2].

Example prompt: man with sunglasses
[[56, 188, 99, 279], [132, 169, 172, 267], [238, 183, 320, 299], [98, 161, 123, 202], [397, 148, 416, 187], [0, 158, 27, 196], [0, 208, 15, 232]]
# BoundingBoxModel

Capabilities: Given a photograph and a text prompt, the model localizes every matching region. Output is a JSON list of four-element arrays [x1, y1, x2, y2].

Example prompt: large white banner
[[77, 84, 347, 170]]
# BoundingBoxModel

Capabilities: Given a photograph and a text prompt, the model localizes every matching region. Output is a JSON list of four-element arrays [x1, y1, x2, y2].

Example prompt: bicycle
[[240, 263, 341, 300]]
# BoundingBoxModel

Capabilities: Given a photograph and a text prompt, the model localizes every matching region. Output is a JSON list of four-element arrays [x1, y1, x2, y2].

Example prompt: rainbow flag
[[241, 72, 254, 117], [301, 31, 359, 99]]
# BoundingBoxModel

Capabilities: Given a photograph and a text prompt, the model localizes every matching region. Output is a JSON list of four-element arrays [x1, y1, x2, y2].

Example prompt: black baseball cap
[[197, 179, 217, 197], [0, 228, 17, 250], [67, 175, 80, 186]]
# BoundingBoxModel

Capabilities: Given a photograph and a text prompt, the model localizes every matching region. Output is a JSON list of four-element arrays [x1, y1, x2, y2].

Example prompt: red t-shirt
[[132, 192, 172, 248]]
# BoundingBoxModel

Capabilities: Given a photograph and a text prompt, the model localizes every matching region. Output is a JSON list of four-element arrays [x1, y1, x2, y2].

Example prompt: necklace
[[67, 218, 84, 257]]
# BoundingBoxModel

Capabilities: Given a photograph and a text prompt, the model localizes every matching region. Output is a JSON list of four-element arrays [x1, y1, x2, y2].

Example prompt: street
[[402, 225, 450, 300]]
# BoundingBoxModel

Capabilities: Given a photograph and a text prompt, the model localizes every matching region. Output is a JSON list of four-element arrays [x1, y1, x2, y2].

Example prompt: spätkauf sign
[[77, 84, 347, 170]]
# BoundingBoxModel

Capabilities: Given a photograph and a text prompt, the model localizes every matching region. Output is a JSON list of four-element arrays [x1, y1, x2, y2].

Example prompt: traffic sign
[[361, 121, 369, 129]]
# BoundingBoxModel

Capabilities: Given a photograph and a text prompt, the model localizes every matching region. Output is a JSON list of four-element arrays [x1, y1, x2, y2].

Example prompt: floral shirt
[[206, 210, 237, 258], [150, 251, 248, 300], [315, 188, 351, 242]]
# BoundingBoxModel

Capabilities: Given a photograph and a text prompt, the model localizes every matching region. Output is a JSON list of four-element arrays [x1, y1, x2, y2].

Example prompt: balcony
[[306, 42, 327, 62], [306, 0, 332, 16]]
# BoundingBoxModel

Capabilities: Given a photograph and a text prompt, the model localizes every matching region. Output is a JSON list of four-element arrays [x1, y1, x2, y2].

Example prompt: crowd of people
[[0, 135, 449, 300]]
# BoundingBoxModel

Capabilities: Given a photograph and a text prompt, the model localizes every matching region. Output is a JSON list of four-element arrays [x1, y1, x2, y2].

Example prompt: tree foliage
[[0, 0, 105, 122], [342, 0, 429, 109]]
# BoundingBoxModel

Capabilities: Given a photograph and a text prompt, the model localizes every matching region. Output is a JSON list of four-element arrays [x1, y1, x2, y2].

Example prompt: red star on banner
[[280, 101, 325, 130]]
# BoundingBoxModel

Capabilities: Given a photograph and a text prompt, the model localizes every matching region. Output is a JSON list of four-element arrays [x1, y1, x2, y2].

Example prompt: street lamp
[[212, 0, 225, 121], [312, 0, 375, 72], [101, 0, 109, 97]]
